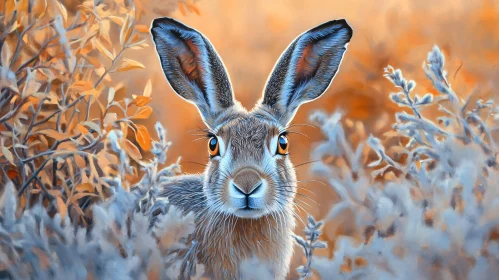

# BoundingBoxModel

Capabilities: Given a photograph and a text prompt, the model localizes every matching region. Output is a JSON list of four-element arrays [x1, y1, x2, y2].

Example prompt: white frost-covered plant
[[293, 215, 327, 279], [0, 123, 203, 279], [308, 46, 499, 279]]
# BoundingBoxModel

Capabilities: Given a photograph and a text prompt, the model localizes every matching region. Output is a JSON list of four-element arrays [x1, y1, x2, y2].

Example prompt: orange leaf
[[185, 1, 201, 15], [123, 139, 142, 161], [75, 123, 89, 135], [71, 80, 93, 91], [120, 14, 133, 46], [135, 124, 151, 151], [75, 183, 94, 193], [178, 2, 187, 16], [134, 24, 149, 33], [55, 0, 68, 24], [71, 192, 98, 203], [1, 41, 12, 67], [7, 169, 18, 179], [108, 16, 124, 26], [94, 39, 114, 60], [20, 195, 26, 209], [133, 96, 152, 107], [120, 122, 128, 138], [133, 106, 152, 119], [3, 0, 15, 17], [115, 58, 145, 72], [32, 0, 47, 18], [74, 154, 86, 168], [143, 79, 152, 97], [56, 197, 67, 220]]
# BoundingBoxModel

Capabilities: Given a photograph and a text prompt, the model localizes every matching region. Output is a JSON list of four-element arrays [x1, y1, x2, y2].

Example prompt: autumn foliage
[[0, 0, 200, 225]]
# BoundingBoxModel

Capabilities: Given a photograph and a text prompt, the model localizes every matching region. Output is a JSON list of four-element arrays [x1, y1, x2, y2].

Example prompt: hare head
[[151, 18, 352, 220]]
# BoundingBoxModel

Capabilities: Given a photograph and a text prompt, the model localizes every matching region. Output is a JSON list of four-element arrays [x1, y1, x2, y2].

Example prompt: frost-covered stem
[[294, 216, 327, 279], [403, 88, 422, 119], [301, 232, 318, 279]]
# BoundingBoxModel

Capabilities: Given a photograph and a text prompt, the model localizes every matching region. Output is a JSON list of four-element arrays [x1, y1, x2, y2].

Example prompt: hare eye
[[208, 137, 219, 157], [277, 134, 289, 155]]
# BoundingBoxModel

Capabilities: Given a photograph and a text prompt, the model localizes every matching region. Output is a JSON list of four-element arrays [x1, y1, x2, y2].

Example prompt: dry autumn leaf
[[132, 106, 152, 119], [108, 15, 124, 26], [94, 39, 115, 60], [133, 96, 152, 107], [75, 124, 90, 135], [71, 80, 93, 91], [135, 124, 151, 151], [54, 0, 68, 23], [103, 112, 118, 126], [56, 197, 68, 220], [120, 14, 134, 46], [32, 0, 47, 17], [143, 79, 152, 97], [1, 146, 14, 165], [1, 42, 12, 66], [184, 0, 201, 15], [134, 24, 149, 33], [115, 58, 145, 72], [75, 183, 94, 193], [122, 138, 142, 161], [71, 192, 98, 203], [178, 2, 187, 16], [21, 69, 42, 98], [107, 87, 116, 105]]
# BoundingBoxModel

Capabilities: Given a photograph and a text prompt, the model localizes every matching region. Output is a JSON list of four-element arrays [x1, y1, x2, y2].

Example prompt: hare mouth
[[233, 208, 266, 218]]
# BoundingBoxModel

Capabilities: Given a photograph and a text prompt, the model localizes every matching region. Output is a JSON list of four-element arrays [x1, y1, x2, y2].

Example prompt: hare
[[151, 17, 352, 279]]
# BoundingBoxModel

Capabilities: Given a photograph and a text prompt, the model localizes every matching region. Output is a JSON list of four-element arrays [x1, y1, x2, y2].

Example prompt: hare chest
[[195, 214, 295, 279]]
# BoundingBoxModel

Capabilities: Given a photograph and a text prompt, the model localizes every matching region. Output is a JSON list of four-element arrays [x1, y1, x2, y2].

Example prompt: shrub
[[303, 46, 499, 279], [0, 1, 204, 278], [0, 0, 199, 224]]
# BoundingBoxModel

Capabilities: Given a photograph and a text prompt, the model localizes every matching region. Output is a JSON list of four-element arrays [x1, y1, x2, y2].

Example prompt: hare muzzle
[[229, 168, 268, 217]]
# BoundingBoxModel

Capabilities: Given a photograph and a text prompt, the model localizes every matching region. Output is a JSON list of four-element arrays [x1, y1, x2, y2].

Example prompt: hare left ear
[[258, 19, 353, 126], [151, 17, 235, 128]]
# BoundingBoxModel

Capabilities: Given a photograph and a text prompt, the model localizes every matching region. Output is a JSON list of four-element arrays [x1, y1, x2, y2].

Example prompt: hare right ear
[[151, 17, 235, 128], [259, 19, 352, 126]]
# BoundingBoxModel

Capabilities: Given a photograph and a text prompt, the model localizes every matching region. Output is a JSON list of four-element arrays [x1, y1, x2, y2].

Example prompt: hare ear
[[259, 19, 352, 125], [151, 17, 235, 127]]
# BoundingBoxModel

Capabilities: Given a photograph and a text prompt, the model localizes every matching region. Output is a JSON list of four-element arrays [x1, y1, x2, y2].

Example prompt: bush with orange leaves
[[0, 0, 201, 224], [0, 0, 205, 278]]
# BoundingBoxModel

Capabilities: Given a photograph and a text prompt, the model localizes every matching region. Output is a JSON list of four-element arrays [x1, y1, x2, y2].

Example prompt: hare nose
[[232, 169, 263, 195]]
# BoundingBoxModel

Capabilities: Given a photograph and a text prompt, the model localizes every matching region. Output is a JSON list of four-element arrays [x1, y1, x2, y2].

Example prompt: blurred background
[[121, 0, 498, 221]]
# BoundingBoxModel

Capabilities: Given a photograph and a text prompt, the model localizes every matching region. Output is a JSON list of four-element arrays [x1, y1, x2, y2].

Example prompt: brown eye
[[208, 137, 219, 157], [277, 134, 289, 155]]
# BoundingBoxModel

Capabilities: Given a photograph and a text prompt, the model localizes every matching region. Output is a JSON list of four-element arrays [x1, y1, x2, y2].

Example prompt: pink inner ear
[[294, 44, 319, 82], [178, 39, 202, 84]]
